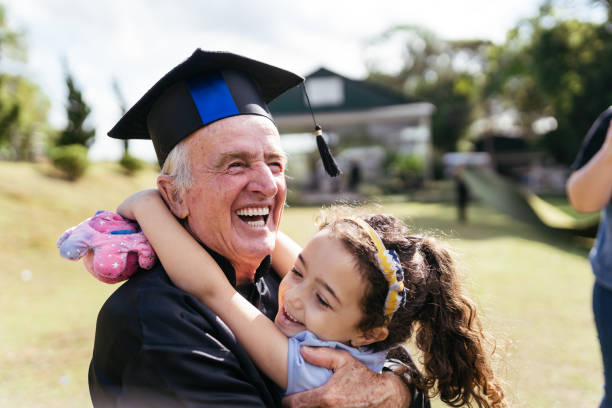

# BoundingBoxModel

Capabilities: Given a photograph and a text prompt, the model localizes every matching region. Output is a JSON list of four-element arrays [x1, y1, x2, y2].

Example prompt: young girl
[[114, 191, 505, 407]]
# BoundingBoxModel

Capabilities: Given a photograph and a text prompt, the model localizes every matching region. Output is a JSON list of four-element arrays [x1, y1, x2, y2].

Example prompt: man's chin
[[235, 237, 275, 262], [229, 221, 276, 258]]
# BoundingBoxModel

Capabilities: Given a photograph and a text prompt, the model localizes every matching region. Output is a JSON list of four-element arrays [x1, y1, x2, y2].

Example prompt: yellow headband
[[352, 218, 407, 321]]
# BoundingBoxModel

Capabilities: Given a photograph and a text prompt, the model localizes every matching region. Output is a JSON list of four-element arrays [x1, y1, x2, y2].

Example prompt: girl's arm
[[117, 190, 290, 389], [271, 231, 301, 278]]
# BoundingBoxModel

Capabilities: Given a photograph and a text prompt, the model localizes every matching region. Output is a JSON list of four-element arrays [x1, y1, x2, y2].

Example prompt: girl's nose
[[285, 286, 304, 310]]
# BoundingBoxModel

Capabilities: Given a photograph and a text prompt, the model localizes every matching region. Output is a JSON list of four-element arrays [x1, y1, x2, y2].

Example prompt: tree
[[413, 73, 476, 153], [56, 66, 95, 147], [0, 4, 26, 62], [0, 88, 19, 156], [0, 74, 50, 160], [483, 1, 612, 164], [365, 26, 488, 153], [0, 3, 49, 161], [49, 64, 94, 180], [112, 78, 144, 174], [112, 78, 128, 153]]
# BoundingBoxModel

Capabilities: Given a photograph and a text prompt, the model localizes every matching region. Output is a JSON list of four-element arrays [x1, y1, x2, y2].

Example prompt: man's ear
[[351, 326, 389, 348], [157, 175, 189, 219]]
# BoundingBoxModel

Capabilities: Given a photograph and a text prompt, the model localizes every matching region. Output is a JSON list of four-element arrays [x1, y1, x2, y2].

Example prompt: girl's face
[[274, 229, 368, 345]]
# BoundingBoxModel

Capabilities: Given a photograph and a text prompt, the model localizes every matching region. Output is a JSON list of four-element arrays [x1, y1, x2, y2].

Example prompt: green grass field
[[0, 161, 602, 407]]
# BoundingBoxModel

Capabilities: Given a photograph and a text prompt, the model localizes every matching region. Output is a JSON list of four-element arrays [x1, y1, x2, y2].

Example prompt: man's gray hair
[[160, 139, 193, 199]]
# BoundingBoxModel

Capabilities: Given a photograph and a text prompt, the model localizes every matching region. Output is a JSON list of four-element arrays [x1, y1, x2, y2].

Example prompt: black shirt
[[89, 249, 282, 407], [571, 106, 612, 171]]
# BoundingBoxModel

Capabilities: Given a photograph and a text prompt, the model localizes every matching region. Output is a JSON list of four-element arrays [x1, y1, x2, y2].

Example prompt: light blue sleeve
[[285, 331, 387, 395], [286, 332, 333, 394]]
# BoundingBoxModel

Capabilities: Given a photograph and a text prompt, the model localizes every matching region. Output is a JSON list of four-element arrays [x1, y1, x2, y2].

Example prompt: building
[[270, 67, 435, 193]]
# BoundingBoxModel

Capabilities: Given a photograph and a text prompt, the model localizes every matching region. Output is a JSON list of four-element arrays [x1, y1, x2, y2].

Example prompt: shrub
[[49, 144, 89, 181], [385, 153, 425, 190], [119, 153, 144, 175]]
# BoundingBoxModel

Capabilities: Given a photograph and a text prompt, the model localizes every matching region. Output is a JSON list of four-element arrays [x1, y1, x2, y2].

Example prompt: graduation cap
[[109, 49, 340, 176]]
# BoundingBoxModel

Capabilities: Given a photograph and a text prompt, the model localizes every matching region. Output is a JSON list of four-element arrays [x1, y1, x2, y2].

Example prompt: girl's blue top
[[286, 330, 387, 395]]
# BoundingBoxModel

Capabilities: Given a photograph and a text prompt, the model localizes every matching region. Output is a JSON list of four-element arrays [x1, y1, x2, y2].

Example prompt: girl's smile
[[275, 305, 306, 332]]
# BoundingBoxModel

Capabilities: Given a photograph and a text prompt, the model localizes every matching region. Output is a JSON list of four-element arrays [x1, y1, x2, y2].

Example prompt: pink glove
[[57, 210, 157, 283]]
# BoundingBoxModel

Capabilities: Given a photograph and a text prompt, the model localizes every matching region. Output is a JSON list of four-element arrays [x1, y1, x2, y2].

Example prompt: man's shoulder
[[100, 263, 175, 316], [99, 263, 225, 346]]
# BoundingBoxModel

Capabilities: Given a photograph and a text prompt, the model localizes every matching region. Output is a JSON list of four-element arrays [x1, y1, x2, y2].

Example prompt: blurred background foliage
[[0, 0, 611, 182], [363, 0, 612, 171]]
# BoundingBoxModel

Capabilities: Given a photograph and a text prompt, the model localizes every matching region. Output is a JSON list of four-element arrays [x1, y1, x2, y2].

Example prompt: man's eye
[[316, 294, 331, 309], [268, 162, 284, 174], [228, 162, 245, 169]]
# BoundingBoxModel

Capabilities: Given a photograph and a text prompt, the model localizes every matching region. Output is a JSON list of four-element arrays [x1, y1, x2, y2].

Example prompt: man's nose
[[248, 163, 279, 197]]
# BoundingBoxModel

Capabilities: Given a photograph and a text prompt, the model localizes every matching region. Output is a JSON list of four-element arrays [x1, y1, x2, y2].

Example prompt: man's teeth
[[236, 207, 270, 216], [236, 207, 269, 228]]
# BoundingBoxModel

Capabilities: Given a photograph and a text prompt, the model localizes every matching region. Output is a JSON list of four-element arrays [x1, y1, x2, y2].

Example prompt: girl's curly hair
[[317, 208, 506, 408]]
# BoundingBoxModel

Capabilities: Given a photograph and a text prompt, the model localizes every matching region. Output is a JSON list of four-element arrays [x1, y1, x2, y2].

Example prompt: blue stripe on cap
[[187, 72, 239, 125]]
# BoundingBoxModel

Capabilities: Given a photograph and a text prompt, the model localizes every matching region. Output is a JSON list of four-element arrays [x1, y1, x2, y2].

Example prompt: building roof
[[270, 67, 418, 115]]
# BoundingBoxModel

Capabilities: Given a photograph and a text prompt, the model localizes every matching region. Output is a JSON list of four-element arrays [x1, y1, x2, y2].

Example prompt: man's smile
[[235, 206, 270, 228]]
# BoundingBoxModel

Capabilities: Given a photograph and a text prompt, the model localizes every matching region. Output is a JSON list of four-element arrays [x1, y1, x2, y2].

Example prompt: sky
[[1, 0, 606, 162]]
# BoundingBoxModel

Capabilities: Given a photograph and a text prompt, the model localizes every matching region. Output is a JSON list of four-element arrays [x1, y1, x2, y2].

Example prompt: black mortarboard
[[108, 49, 301, 166], [108, 49, 340, 176]]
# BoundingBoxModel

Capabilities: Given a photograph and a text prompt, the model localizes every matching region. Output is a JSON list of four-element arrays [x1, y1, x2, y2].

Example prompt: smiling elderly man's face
[[181, 115, 287, 283]]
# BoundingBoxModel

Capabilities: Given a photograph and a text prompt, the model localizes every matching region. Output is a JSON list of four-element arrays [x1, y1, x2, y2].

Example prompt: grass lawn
[[0, 161, 601, 407]]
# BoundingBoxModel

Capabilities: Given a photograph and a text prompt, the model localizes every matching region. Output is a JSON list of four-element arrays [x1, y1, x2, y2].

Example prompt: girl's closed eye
[[316, 294, 332, 309], [290, 267, 302, 278]]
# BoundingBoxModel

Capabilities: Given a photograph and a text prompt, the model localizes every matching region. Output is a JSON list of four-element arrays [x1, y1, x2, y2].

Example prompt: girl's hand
[[117, 189, 162, 220]]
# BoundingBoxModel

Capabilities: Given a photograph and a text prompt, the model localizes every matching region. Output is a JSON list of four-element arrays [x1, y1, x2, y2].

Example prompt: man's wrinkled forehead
[[186, 116, 286, 163]]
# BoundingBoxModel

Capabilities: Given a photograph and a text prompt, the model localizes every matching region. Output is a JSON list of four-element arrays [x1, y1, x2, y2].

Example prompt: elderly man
[[89, 49, 425, 407]]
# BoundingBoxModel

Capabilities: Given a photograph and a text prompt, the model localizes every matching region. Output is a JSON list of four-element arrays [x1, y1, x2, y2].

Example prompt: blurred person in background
[[567, 106, 612, 408]]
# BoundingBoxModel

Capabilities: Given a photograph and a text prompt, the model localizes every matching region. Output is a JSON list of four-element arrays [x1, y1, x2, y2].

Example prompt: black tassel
[[301, 82, 341, 177], [315, 125, 341, 177]]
